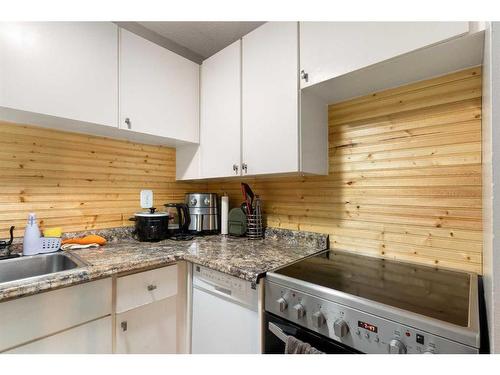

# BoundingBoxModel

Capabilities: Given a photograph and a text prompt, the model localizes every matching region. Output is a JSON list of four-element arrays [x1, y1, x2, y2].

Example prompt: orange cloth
[[62, 235, 107, 246]]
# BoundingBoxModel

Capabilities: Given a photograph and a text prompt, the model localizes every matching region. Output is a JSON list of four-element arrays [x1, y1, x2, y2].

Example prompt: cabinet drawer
[[0, 278, 112, 352], [116, 265, 177, 313], [5, 317, 112, 354]]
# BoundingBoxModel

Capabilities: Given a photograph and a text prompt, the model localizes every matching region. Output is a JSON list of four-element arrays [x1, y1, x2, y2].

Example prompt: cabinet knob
[[125, 117, 131, 129], [300, 69, 309, 83], [233, 164, 239, 174], [121, 321, 128, 332], [241, 163, 248, 174], [147, 284, 157, 291]]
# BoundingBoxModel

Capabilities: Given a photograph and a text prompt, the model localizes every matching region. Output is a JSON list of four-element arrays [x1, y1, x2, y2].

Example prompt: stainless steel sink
[[0, 252, 86, 284]]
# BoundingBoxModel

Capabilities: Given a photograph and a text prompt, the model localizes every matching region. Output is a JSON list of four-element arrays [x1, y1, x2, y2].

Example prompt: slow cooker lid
[[134, 207, 169, 217]]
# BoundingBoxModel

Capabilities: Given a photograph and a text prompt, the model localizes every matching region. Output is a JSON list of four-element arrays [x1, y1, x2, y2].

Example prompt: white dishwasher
[[191, 265, 260, 354]]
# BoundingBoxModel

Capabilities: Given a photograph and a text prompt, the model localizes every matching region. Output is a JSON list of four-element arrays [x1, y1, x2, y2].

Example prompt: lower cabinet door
[[6, 317, 112, 354], [115, 296, 177, 354]]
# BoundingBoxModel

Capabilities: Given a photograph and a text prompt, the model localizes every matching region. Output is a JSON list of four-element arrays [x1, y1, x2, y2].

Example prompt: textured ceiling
[[138, 21, 265, 59]]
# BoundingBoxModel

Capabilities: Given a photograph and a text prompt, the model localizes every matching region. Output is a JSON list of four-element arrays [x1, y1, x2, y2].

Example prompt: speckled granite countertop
[[0, 227, 328, 302]]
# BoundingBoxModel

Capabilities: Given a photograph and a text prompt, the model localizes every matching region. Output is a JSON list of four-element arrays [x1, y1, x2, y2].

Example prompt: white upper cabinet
[[200, 40, 241, 178], [0, 22, 118, 126], [178, 21, 328, 180], [119, 29, 200, 143], [242, 22, 300, 176], [299, 22, 470, 88]]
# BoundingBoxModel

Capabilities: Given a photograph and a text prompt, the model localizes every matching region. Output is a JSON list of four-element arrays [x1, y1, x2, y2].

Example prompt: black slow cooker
[[130, 207, 169, 242]]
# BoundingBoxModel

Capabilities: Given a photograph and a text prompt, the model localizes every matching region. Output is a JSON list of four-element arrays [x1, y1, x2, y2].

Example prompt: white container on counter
[[221, 195, 229, 235], [23, 213, 41, 256]]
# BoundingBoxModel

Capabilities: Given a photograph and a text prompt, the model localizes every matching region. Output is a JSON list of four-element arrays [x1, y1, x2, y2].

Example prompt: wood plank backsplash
[[208, 67, 483, 273], [0, 123, 205, 238]]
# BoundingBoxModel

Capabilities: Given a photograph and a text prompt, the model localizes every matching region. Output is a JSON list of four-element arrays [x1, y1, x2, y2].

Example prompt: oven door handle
[[269, 322, 289, 343]]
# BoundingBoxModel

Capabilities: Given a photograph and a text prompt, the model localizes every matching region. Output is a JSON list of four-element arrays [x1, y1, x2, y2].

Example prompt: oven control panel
[[265, 280, 477, 354]]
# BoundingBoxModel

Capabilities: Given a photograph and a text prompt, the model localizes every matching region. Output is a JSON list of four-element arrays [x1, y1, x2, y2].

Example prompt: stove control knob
[[276, 297, 288, 312], [293, 303, 306, 319], [388, 339, 407, 354], [333, 319, 349, 338], [312, 311, 326, 327]]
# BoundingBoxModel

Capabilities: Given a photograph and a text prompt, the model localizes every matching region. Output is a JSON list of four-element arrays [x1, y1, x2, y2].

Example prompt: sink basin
[[0, 252, 86, 284]]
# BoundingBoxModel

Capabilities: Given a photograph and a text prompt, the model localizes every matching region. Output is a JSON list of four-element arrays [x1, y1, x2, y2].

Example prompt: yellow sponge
[[43, 227, 62, 238]]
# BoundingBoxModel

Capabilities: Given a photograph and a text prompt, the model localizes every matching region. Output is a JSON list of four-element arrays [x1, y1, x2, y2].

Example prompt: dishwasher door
[[191, 265, 259, 354]]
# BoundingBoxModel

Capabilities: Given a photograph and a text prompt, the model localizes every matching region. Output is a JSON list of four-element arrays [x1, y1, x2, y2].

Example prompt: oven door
[[264, 312, 361, 354]]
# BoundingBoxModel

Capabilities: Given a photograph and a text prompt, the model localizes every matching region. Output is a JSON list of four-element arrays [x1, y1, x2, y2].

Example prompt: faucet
[[0, 226, 18, 260]]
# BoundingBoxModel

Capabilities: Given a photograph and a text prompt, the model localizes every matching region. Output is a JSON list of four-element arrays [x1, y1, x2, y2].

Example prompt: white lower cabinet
[[115, 296, 177, 354], [0, 265, 182, 354], [6, 317, 112, 354], [0, 278, 112, 353], [113, 264, 180, 354]]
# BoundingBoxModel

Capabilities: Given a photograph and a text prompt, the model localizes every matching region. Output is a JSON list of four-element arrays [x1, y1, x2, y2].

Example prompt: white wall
[[482, 21, 500, 353]]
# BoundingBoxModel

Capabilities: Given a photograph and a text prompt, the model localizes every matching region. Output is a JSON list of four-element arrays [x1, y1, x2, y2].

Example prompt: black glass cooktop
[[275, 250, 471, 327]]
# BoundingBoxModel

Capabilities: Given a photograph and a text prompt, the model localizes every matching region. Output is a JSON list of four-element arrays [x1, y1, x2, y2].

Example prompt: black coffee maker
[[164, 203, 193, 241]]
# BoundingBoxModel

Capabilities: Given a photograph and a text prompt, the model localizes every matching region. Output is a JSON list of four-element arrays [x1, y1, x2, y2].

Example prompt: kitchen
[[1, 1, 500, 370]]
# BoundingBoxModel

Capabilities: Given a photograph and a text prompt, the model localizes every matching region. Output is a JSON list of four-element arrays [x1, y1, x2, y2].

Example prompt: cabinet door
[[242, 22, 299, 175], [200, 40, 241, 178], [5, 317, 112, 354], [0, 22, 118, 126], [299, 22, 469, 88], [115, 296, 177, 354], [119, 29, 199, 143]]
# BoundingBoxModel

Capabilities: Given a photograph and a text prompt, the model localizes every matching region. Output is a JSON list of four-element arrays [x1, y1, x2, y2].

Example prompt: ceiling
[[138, 22, 265, 61]]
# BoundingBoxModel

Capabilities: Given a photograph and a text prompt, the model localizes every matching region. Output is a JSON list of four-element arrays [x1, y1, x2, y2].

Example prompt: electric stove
[[264, 250, 481, 354]]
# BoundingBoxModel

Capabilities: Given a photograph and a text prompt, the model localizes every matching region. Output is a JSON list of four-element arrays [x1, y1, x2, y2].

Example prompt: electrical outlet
[[140, 190, 153, 209]]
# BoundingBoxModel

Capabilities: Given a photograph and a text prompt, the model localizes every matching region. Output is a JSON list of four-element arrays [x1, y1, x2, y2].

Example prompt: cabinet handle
[[125, 117, 132, 129], [300, 70, 309, 83], [147, 284, 157, 291], [241, 163, 248, 174], [121, 321, 128, 332], [232, 164, 239, 175]]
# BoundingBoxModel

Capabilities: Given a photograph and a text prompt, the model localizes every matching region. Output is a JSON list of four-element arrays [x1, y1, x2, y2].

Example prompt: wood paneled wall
[[208, 67, 483, 273], [0, 67, 483, 273], [0, 123, 205, 238]]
